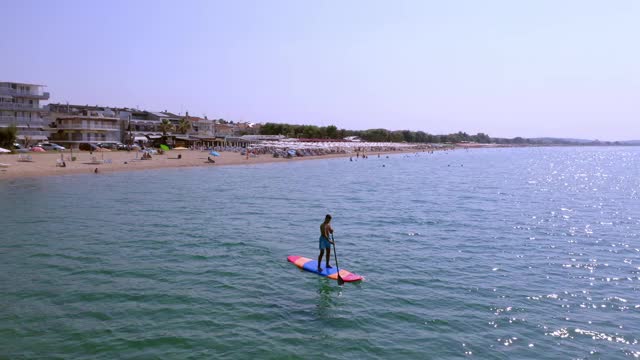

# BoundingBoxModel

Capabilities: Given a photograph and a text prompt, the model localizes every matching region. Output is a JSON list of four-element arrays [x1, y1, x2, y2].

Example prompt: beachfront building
[[187, 116, 212, 136], [214, 122, 235, 137], [169, 112, 195, 147], [0, 81, 50, 143], [162, 111, 183, 128], [122, 110, 196, 146], [236, 122, 260, 135], [48, 104, 123, 148], [187, 115, 217, 147], [119, 110, 164, 144]]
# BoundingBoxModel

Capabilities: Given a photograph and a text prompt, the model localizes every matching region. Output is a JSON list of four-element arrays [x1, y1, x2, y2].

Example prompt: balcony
[[0, 116, 46, 128], [0, 87, 50, 100], [130, 118, 159, 124], [0, 102, 47, 111], [56, 124, 119, 131], [17, 129, 50, 138]]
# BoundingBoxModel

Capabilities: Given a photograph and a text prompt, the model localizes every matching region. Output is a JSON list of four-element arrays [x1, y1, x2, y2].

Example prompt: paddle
[[331, 234, 345, 285]]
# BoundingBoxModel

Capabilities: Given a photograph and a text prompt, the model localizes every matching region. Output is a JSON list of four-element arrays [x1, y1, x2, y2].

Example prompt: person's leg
[[325, 247, 332, 268], [317, 249, 324, 272]]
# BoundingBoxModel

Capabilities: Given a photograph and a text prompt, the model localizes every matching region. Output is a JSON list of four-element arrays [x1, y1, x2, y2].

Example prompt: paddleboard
[[287, 255, 363, 282]]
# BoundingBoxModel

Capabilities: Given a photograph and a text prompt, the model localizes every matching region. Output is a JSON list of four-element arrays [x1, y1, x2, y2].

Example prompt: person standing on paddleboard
[[318, 214, 334, 272]]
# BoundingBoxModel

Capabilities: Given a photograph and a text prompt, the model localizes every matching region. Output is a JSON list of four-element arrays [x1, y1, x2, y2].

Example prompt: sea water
[[0, 147, 639, 359]]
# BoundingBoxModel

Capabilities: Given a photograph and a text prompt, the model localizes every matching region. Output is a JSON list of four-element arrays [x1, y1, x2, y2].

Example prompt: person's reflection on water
[[314, 280, 341, 319]]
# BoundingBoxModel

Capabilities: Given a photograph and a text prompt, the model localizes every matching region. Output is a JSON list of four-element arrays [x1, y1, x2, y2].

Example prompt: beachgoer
[[94, 168, 99, 173], [317, 214, 334, 272]]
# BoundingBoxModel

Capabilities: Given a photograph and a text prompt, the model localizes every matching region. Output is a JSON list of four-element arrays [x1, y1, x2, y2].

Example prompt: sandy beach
[[0, 146, 428, 180]]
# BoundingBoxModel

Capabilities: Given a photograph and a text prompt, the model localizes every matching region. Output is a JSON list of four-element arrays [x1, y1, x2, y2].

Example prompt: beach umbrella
[[0, 147, 10, 153], [209, 151, 220, 157], [160, 144, 170, 151], [174, 146, 188, 150], [31, 146, 45, 152]]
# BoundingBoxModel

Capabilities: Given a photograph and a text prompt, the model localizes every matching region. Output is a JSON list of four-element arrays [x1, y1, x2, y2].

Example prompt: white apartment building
[[0, 81, 50, 142], [48, 104, 123, 148]]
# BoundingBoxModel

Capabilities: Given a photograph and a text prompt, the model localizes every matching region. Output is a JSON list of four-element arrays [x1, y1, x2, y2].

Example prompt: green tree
[[159, 119, 174, 135], [401, 130, 415, 142], [302, 125, 320, 138], [326, 125, 338, 139], [176, 118, 191, 134], [415, 131, 427, 143], [390, 131, 404, 142], [474, 133, 491, 143], [0, 125, 17, 149], [158, 119, 174, 144], [261, 123, 277, 135]]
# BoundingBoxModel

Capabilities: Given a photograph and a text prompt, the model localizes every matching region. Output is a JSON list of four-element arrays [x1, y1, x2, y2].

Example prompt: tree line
[[259, 123, 633, 146], [259, 123, 492, 143]]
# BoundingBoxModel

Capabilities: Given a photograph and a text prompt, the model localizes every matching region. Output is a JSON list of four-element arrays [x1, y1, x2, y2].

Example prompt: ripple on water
[[0, 147, 639, 358]]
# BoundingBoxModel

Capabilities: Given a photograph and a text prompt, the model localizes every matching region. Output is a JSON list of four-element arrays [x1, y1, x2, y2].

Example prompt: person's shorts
[[319, 236, 331, 250]]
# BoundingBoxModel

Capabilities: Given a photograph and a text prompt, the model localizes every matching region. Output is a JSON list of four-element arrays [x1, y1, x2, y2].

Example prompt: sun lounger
[[17, 154, 33, 162], [87, 156, 103, 165]]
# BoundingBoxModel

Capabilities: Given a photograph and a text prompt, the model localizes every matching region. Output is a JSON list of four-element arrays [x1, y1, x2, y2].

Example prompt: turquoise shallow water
[[1, 147, 639, 359]]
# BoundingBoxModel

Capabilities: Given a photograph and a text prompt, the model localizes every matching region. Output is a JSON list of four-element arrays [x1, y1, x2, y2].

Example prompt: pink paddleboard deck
[[287, 255, 363, 282]]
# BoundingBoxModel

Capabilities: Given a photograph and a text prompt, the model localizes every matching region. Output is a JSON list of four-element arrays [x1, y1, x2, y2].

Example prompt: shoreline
[[0, 146, 436, 180], [3, 143, 632, 181]]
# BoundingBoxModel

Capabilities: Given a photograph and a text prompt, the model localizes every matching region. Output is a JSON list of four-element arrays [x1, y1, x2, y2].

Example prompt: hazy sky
[[3, 0, 639, 140]]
